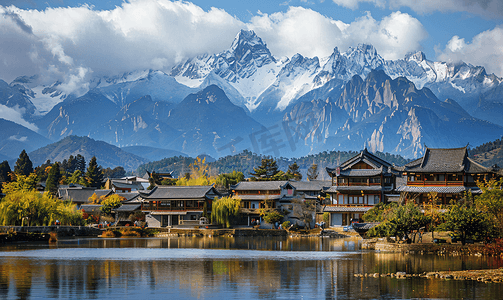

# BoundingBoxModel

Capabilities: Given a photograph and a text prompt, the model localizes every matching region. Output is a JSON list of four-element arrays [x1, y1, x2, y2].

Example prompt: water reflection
[[0, 237, 501, 299]]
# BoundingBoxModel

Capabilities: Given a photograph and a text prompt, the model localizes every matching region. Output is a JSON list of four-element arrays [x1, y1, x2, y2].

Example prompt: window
[[374, 195, 380, 204]]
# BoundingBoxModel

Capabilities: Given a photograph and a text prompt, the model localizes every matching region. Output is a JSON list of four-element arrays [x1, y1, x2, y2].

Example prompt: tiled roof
[[80, 204, 102, 213], [404, 147, 493, 174], [114, 204, 141, 212], [141, 186, 217, 200], [325, 186, 391, 193], [323, 206, 373, 212], [396, 186, 478, 193], [59, 188, 96, 203], [116, 191, 140, 202], [338, 169, 385, 177], [289, 180, 331, 191], [232, 181, 289, 191], [237, 195, 282, 201], [94, 189, 113, 198], [112, 180, 144, 190]]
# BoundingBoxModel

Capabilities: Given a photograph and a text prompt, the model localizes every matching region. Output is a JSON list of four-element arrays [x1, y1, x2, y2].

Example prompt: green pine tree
[[286, 162, 302, 181], [14, 150, 33, 176], [0, 160, 12, 183], [250, 158, 279, 180], [85, 156, 103, 188], [45, 162, 61, 196]]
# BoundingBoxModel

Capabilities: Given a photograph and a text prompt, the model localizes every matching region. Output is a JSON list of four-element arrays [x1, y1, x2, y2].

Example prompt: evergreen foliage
[[286, 162, 302, 180], [216, 171, 244, 189], [34, 160, 52, 182], [0, 160, 12, 183], [85, 156, 103, 188], [45, 162, 61, 196], [307, 163, 318, 181], [476, 179, 503, 237], [211, 196, 241, 228], [250, 158, 280, 180], [438, 196, 492, 244], [75, 154, 86, 173], [103, 166, 126, 178], [14, 150, 33, 176]]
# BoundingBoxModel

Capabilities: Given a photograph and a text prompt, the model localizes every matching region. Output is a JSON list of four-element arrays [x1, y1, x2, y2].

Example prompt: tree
[[307, 163, 318, 181], [176, 157, 216, 186], [100, 194, 125, 215], [216, 171, 244, 189], [68, 170, 86, 186], [250, 158, 279, 180], [211, 196, 241, 228], [103, 166, 126, 178], [75, 154, 86, 173], [2, 173, 38, 195], [67, 155, 77, 174], [476, 178, 503, 237], [438, 197, 492, 244], [45, 162, 62, 196], [286, 162, 302, 181], [366, 202, 430, 239], [0, 160, 12, 183], [14, 150, 33, 176], [35, 160, 52, 182], [0, 189, 83, 226], [85, 156, 103, 188]]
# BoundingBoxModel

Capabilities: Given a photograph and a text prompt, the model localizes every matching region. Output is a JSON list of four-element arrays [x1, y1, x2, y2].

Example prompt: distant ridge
[[28, 136, 149, 170], [121, 145, 187, 162]]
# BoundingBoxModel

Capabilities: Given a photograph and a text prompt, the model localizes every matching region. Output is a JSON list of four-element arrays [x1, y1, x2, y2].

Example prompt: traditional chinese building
[[324, 149, 397, 226], [397, 146, 500, 205], [140, 186, 220, 227]]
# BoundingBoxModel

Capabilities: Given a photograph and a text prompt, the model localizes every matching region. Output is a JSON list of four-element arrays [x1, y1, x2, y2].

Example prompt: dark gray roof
[[94, 189, 113, 197], [326, 149, 395, 177], [111, 180, 144, 190], [323, 206, 372, 212], [289, 180, 331, 191], [116, 192, 141, 202], [232, 181, 289, 191], [396, 186, 479, 193], [80, 204, 102, 213], [326, 186, 391, 193], [404, 147, 493, 174], [59, 188, 97, 203], [237, 195, 282, 201], [114, 204, 141, 212], [141, 186, 218, 200]]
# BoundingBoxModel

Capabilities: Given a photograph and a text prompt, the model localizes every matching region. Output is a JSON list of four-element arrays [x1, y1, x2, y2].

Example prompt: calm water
[[0, 236, 502, 299]]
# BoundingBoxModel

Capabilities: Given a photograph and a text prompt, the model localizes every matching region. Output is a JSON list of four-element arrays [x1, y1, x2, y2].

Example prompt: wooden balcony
[[406, 181, 465, 187]]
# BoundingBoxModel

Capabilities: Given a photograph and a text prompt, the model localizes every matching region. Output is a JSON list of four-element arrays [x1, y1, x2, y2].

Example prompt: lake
[[0, 236, 502, 299]]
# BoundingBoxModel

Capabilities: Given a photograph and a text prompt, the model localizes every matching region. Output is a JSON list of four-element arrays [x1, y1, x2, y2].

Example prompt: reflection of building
[[140, 186, 220, 227], [397, 146, 501, 205], [324, 149, 397, 226]]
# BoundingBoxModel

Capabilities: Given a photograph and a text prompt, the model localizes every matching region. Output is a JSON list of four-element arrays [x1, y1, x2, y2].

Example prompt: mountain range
[[1, 29, 503, 164]]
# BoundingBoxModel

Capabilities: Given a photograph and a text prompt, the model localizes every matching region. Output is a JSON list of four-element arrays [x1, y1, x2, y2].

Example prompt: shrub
[[120, 229, 141, 237], [281, 221, 291, 230], [101, 230, 117, 238]]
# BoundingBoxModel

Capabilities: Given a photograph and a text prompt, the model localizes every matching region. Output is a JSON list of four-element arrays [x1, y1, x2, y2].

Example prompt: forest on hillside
[[136, 149, 411, 179]]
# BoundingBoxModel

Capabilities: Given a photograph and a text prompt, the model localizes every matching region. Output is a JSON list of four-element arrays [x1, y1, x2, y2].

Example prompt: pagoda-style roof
[[326, 148, 395, 177], [141, 186, 219, 200], [231, 181, 290, 191], [325, 186, 393, 193], [404, 146, 494, 174], [323, 206, 373, 213]]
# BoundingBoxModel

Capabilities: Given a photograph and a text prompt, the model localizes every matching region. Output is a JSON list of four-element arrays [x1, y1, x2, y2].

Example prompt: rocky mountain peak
[[405, 51, 427, 63]]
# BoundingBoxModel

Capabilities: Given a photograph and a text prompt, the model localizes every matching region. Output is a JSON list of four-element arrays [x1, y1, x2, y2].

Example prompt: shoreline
[[354, 269, 503, 283]]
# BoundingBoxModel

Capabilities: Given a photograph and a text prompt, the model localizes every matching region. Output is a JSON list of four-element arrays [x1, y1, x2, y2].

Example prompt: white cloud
[[249, 7, 427, 60], [437, 26, 503, 77], [8, 135, 28, 142], [0, 105, 39, 132], [332, 0, 503, 18]]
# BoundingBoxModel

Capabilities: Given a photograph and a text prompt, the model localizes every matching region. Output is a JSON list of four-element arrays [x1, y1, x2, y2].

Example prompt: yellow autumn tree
[[176, 157, 217, 186]]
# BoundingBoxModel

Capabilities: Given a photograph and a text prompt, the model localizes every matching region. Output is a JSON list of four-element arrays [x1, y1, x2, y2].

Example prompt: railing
[[337, 183, 382, 186], [179, 219, 209, 225], [141, 204, 206, 212]]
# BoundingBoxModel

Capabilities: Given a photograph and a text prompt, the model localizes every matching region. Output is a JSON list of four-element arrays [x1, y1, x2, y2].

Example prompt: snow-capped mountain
[[283, 70, 503, 158], [2, 29, 503, 161]]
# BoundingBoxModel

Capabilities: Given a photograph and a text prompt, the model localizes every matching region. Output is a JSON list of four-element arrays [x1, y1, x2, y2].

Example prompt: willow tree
[[0, 190, 82, 226], [211, 196, 241, 228]]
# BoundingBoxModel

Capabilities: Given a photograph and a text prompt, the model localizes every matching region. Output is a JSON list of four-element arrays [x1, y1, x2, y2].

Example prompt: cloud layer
[[0, 0, 500, 99], [437, 26, 503, 77], [332, 0, 503, 18]]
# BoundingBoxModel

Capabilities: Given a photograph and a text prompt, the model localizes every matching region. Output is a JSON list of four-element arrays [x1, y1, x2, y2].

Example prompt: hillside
[[469, 138, 503, 168], [136, 149, 410, 179], [29, 136, 149, 170]]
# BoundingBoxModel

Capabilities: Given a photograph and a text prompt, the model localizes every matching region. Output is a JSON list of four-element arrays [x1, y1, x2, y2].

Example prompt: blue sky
[[1, 0, 502, 87]]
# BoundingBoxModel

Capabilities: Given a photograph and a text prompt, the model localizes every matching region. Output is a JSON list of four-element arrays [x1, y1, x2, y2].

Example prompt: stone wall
[[0, 226, 102, 236], [362, 239, 486, 255]]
